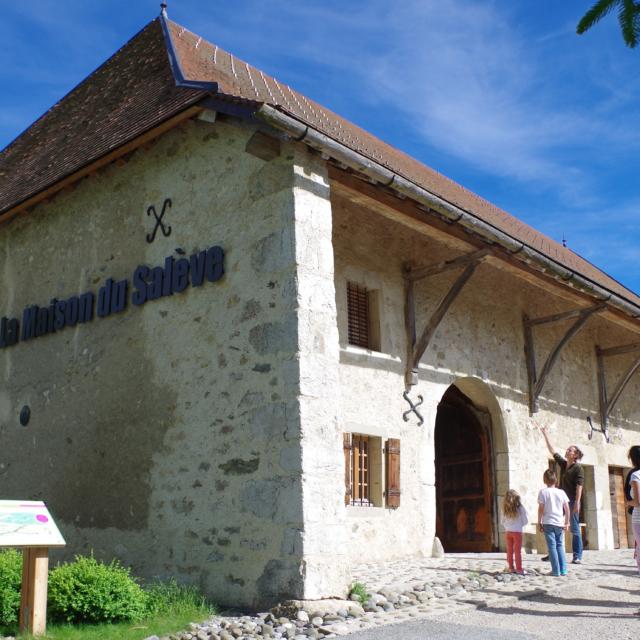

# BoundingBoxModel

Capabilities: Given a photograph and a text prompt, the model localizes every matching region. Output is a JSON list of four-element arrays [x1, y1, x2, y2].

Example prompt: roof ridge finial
[[160, 1, 168, 17]]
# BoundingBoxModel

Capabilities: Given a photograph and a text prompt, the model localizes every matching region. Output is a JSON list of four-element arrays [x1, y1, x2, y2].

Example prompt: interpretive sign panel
[[0, 500, 65, 548]]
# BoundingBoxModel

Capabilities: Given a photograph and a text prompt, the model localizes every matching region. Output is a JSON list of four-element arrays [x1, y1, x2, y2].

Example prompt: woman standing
[[626, 445, 640, 574]]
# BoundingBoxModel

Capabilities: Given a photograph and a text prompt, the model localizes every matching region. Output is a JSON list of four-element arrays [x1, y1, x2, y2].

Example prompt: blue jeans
[[543, 525, 567, 576], [570, 500, 582, 560]]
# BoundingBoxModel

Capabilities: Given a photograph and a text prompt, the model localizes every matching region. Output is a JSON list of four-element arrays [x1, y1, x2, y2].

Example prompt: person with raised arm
[[539, 425, 585, 564]]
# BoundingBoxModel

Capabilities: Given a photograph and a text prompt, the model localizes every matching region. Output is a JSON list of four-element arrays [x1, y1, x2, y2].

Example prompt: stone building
[[1, 10, 639, 608]]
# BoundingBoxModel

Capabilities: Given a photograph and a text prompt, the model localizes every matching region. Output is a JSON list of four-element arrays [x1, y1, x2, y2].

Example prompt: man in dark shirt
[[540, 425, 585, 564]]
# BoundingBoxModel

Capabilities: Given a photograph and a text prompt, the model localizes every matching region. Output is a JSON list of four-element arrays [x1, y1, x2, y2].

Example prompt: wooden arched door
[[435, 386, 493, 552]]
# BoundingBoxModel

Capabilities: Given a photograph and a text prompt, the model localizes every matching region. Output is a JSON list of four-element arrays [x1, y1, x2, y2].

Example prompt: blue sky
[[2, 1, 639, 294]]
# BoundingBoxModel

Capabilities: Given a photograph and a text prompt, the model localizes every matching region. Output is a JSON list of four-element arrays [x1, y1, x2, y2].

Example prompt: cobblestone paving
[[343, 549, 638, 635], [138, 549, 638, 639]]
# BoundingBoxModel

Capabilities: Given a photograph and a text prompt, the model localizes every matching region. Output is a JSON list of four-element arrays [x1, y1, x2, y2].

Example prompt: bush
[[144, 578, 210, 617], [48, 556, 147, 624], [0, 549, 22, 627]]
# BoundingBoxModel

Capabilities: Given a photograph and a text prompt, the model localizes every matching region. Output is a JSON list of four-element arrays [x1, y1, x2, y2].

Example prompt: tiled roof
[[1, 15, 637, 308], [166, 19, 639, 307], [0, 20, 203, 219]]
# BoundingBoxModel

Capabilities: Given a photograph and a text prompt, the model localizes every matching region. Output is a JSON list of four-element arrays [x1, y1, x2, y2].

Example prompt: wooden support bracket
[[405, 248, 490, 281], [523, 302, 606, 414], [595, 342, 640, 430], [403, 249, 489, 386]]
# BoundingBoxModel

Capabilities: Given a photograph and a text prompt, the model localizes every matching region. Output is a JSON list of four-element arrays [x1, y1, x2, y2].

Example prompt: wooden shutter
[[344, 433, 352, 505], [347, 282, 370, 348], [386, 438, 400, 509]]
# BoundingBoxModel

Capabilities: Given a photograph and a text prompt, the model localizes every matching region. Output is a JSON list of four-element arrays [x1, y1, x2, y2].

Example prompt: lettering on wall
[[0, 245, 224, 350]]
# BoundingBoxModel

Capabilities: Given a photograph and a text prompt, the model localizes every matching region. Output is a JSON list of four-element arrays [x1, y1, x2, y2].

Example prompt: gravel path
[[346, 550, 640, 639], [328, 619, 538, 640], [447, 577, 640, 640]]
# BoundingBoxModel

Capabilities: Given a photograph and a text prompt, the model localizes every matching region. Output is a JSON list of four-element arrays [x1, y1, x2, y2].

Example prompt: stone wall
[[3, 110, 638, 607], [331, 189, 640, 561], [0, 116, 332, 608]]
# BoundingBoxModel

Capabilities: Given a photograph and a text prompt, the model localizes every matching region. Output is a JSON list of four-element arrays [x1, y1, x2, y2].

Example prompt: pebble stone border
[[141, 567, 547, 640]]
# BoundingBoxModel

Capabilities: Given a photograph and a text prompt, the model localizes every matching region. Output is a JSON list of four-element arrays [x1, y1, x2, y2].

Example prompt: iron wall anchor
[[146, 198, 172, 243], [587, 415, 610, 443], [403, 390, 424, 426]]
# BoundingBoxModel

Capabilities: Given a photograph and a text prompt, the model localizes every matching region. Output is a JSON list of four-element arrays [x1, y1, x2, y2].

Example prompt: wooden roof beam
[[406, 248, 491, 281], [404, 251, 487, 386], [596, 342, 640, 430], [596, 342, 640, 358], [523, 302, 606, 414]]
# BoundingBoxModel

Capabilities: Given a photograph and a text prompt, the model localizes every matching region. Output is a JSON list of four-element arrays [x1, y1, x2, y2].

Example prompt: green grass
[[1, 580, 214, 640], [1, 603, 213, 640], [0, 553, 215, 639], [349, 581, 370, 606]]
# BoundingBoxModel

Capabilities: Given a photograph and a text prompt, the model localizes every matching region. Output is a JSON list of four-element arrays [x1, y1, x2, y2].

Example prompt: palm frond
[[577, 0, 619, 34], [618, 0, 640, 46]]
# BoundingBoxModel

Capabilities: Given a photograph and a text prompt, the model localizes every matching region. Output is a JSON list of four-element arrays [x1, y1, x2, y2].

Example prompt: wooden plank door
[[435, 389, 493, 552], [609, 466, 629, 549]]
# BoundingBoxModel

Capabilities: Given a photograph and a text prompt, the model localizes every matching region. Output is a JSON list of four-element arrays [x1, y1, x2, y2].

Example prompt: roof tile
[[0, 20, 203, 218]]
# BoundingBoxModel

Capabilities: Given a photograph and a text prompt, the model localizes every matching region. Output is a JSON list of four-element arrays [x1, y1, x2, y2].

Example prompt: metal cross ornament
[[146, 198, 173, 243], [402, 390, 424, 426]]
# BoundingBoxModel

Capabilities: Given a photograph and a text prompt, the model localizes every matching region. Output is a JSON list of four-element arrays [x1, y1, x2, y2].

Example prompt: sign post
[[0, 500, 66, 636]]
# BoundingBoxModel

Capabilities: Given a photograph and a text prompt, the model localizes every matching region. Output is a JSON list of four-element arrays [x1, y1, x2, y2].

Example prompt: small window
[[351, 434, 373, 506], [343, 433, 399, 508], [346, 282, 380, 351]]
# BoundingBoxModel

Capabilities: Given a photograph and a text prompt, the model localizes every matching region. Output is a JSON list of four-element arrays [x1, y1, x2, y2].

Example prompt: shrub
[[48, 555, 147, 624], [349, 581, 370, 606], [144, 578, 210, 617], [0, 549, 22, 627]]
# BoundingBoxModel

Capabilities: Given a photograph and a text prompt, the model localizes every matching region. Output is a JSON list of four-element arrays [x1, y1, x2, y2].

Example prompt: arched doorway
[[435, 385, 494, 552]]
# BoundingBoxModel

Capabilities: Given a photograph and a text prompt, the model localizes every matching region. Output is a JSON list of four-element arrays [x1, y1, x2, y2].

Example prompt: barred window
[[347, 282, 380, 351]]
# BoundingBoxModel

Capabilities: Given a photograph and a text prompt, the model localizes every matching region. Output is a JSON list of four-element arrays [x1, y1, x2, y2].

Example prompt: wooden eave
[[328, 166, 640, 338], [0, 105, 205, 228]]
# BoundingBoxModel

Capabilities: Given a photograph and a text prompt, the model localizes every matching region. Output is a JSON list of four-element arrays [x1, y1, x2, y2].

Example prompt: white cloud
[[352, 2, 615, 186], [200, 0, 640, 208]]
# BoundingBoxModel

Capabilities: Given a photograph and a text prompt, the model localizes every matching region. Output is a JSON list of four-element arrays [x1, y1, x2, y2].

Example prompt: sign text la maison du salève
[[0, 245, 224, 349]]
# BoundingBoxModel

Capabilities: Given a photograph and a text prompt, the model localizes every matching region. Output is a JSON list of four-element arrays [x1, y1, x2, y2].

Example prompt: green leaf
[[577, 0, 640, 48], [577, 0, 620, 33]]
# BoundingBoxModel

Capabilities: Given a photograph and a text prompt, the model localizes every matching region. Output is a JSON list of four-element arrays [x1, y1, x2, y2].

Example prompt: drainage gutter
[[255, 104, 640, 321]]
